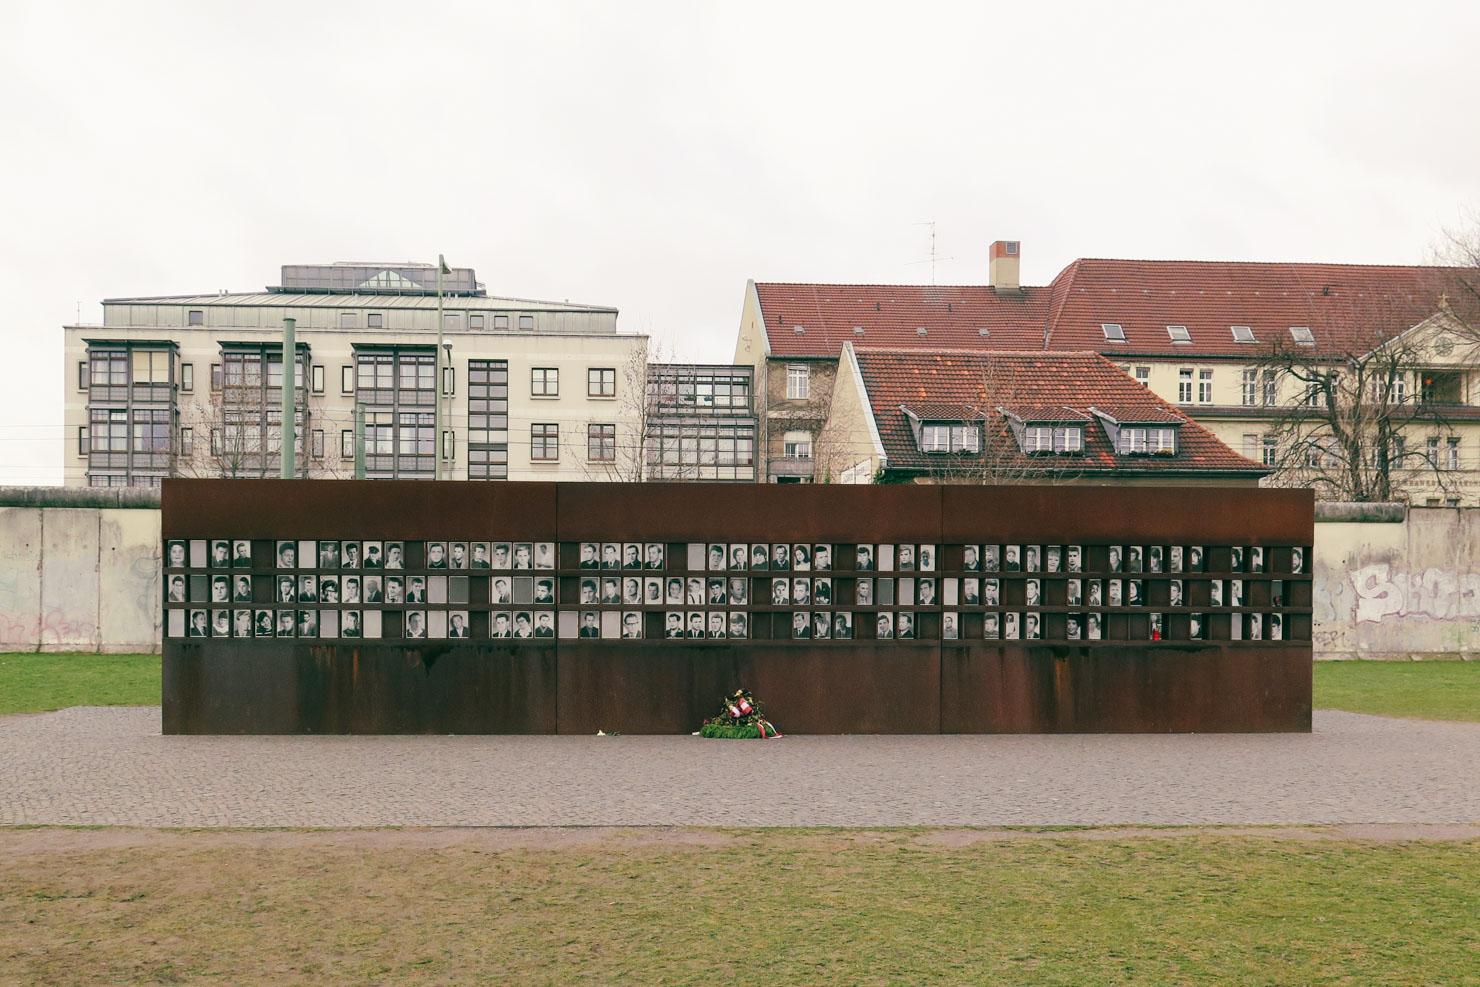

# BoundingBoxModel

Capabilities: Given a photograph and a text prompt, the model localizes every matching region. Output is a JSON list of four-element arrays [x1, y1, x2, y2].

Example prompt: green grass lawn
[[3, 831, 1478, 986], [0, 653, 160, 715], [1313, 660, 1480, 722]]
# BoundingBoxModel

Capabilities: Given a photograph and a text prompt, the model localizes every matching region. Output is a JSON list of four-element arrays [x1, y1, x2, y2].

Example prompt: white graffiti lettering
[[1349, 564, 1480, 623]]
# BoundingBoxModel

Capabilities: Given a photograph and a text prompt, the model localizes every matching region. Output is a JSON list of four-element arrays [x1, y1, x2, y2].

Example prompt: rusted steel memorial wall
[[160, 480, 1314, 734]]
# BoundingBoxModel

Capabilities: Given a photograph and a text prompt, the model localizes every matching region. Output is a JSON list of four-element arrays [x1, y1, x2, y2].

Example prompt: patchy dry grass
[[3, 830, 1478, 985]]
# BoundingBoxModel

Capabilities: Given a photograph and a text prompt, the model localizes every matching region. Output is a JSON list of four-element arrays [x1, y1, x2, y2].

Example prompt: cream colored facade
[[64, 284, 648, 486]]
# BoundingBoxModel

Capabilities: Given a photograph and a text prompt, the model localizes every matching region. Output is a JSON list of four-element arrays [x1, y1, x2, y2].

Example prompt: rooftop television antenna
[[907, 221, 955, 285]]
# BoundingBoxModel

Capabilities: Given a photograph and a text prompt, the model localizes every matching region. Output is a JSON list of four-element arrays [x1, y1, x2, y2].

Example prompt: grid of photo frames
[[164, 539, 1311, 643]]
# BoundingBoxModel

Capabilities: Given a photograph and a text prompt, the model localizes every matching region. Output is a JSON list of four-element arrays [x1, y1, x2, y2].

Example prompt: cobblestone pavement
[[2, 707, 1477, 828]]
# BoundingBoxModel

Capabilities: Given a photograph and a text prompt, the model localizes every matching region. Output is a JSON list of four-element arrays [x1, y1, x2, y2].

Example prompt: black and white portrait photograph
[[917, 545, 934, 571], [425, 542, 447, 569], [1087, 579, 1102, 606], [1169, 545, 1184, 572], [512, 544, 533, 570], [449, 611, 470, 638], [1046, 546, 1062, 573], [1231, 579, 1245, 607], [1231, 546, 1245, 572], [210, 576, 230, 604], [943, 612, 958, 640], [792, 577, 810, 606], [792, 544, 811, 571], [166, 540, 187, 569], [1251, 546, 1265, 573], [512, 612, 535, 638], [207, 610, 228, 637], [1247, 611, 1263, 640], [1067, 579, 1082, 606], [490, 612, 512, 638], [537, 578, 557, 604], [896, 544, 915, 571], [1067, 545, 1083, 573], [188, 609, 208, 637], [385, 542, 404, 570], [769, 574, 793, 606], [1127, 545, 1143, 573], [961, 545, 980, 572], [1169, 580, 1183, 607], [1087, 612, 1103, 640], [621, 612, 643, 639], [275, 610, 295, 638], [318, 541, 340, 569], [983, 544, 1001, 571], [209, 540, 230, 568], [1188, 545, 1204, 573], [982, 579, 1000, 606], [231, 540, 251, 568], [812, 612, 831, 639], [275, 541, 296, 569], [706, 578, 726, 605], [470, 543, 491, 569], [666, 577, 684, 605], [707, 543, 727, 571], [1024, 545, 1040, 572], [405, 610, 427, 639], [234, 609, 253, 638], [707, 612, 726, 639], [770, 544, 791, 571], [535, 612, 555, 638], [407, 576, 426, 604], [730, 612, 749, 639], [347, 541, 366, 569], [494, 578, 515, 604], [363, 576, 383, 603], [685, 612, 705, 638], [832, 612, 852, 639], [601, 543, 621, 570], [1067, 615, 1081, 640], [449, 542, 468, 569], [381, 577, 400, 604], [896, 613, 915, 639], [645, 543, 666, 569], [601, 578, 621, 605], [686, 577, 704, 605], [276, 575, 296, 604], [875, 612, 893, 639], [1025, 612, 1040, 640], [1209, 579, 1223, 606], [962, 578, 980, 605], [728, 577, 748, 606], [580, 543, 599, 568], [1108, 579, 1123, 607], [790, 611, 811, 639], [298, 574, 317, 602], [1004, 611, 1020, 640], [730, 544, 748, 571], [254, 610, 274, 637], [1190, 612, 1204, 640], [579, 578, 598, 605], [665, 612, 684, 638], [167, 574, 186, 603], [342, 576, 361, 604], [1025, 578, 1041, 607], [751, 544, 770, 570], [624, 544, 643, 569], [855, 544, 875, 571], [1269, 612, 1283, 640], [625, 577, 643, 605], [1128, 579, 1143, 606], [1004, 545, 1021, 571], [983, 612, 1000, 640], [814, 577, 833, 605], [814, 544, 833, 571], [1108, 545, 1123, 573], [1292, 546, 1305, 574], [533, 543, 555, 570], [1149, 545, 1164, 573], [298, 610, 318, 637], [856, 578, 873, 606]]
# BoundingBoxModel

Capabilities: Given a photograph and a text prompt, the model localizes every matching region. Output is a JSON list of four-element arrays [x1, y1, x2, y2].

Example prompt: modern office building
[[64, 262, 648, 486]]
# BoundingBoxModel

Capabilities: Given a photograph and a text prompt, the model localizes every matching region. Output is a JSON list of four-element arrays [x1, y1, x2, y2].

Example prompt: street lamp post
[[433, 255, 451, 480]]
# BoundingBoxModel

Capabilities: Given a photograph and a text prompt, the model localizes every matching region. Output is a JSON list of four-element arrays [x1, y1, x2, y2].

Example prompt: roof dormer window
[[1167, 325, 1192, 344], [1231, 325, 1255, 343], [921, 423, 980, 454], [1289, 326, 1315, 346], [1101, 323, 1126, 341], [1023, 424, 1083, 454], [1117, 426, 1178, 455]]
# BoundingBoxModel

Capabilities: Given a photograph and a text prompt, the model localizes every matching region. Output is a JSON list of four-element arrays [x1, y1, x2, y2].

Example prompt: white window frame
[[1198, 369, 1213, 404], [1102, 323, 1126, 341], [786, 364, 810, 400], [1231, 325, 1255, 344], [1167, 324, 1192, 344], [1177, 369, 1193, 404], [782, 431, 812, 459], [1290, 326, 1316, 346], [1134, 366, 1150, 387]]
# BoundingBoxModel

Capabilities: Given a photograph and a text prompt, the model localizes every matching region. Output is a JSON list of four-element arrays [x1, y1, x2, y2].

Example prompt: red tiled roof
[[758, 261, 1476, 359], [850, 348, 1267, 476]]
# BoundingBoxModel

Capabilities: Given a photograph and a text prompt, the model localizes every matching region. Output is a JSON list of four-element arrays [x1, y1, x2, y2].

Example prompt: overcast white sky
[[3, 0, 1477, 484]]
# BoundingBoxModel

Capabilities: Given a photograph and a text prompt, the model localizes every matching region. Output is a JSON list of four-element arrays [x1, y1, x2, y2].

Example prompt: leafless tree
[[175, 387, 331, 478]]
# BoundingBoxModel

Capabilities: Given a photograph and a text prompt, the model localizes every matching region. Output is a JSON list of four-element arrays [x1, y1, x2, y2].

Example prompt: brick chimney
[[989, 240, 1023, 295]]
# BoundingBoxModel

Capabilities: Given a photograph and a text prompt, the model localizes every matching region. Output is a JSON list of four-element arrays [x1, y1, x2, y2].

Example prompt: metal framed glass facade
[[467, 359, 509, 480], [354, 348, 435, 479], [84, 342, 178, 487]]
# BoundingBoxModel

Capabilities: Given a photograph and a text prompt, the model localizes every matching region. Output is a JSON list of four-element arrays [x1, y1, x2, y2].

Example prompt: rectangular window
[[1134, 366, 1150, 387], [442, 366, 455, 396], [443, 313, 460, 331], [1242, 368, 1258, 406], [1290, 326, 1316, 346], [518, 315, 534, 331], [531, 423, 559, 461], [180, 363, 194, 392], [1392, 375, 1407, 404], [210, 428, 222, 456], [367, 313, 383, 328], [188, 309, 203, 326], [341, 366, 354, 394], [467, 359, 510, 480], [211, 363, 222, 390], [311, 429, 324, 459], [442, 430, 455, 460], [77, 426, 88, 456], [340, 312, 358, 329], [1262, 435, 1277, 467], [1023, 426, 1052, 453], [469, 314, 484, 330], [180, 427, 193, 457], [783, 433, 812, 459], [1445, 437, 1460, 471], [1231, 325, 1256, 343], [1102, 323, 1126, 341], [531, 367, 558, 396], [588, 367, 616, 398], [78, 361, 88, 390], [1024, 426, 1082, 454], [1167, 324, 1192, 344], [1117, 427, 1177, 455], [1262, 370, 1277, 406], [588, 423, 616, 461], [787, 364, 810, 400], [132, 350, 170, 384], [1177, 369, 1193, 404], [493, 314, 509, 330], [311, 365, 325, 394], [340, 430, 354, 458], [1198, 369, 1213, 403]]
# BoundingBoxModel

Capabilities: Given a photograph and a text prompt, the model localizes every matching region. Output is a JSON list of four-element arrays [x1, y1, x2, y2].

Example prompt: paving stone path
[[2, 707, 1476, 828]]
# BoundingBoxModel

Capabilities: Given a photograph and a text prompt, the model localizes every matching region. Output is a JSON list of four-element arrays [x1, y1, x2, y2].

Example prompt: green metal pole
[[280, 317, 296, 479], [435, 256, 445, 480], [355, 403, 365, 480]]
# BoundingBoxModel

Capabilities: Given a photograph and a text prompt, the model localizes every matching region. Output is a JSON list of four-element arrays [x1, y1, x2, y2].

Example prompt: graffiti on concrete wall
[[1349, 564, 1480, 623]]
